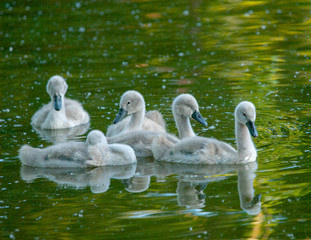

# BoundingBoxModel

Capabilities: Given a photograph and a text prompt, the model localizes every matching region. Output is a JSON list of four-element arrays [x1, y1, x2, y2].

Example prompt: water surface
[[1, 0, 311, 239]]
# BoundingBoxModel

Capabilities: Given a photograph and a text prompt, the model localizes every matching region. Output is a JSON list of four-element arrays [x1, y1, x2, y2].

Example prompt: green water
[[1, 0, 311, 239]]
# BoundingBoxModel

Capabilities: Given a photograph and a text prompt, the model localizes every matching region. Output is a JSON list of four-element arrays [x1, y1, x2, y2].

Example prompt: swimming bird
[[106, 90, 166, 137], [31, 75, 90, 129], [152, 101, 258, 164], [86, 130, 137, 166], [19, 130, 136, 168]]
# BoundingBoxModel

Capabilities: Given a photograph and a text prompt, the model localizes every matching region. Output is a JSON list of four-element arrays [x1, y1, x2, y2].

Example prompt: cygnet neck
[[235, 119, 256, 158], [174, 114, 195, 139], [127, 104, 145, 132]]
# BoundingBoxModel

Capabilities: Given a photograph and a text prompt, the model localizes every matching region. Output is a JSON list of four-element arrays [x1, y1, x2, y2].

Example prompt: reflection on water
[[33, 123, 90, 144], [21, 163, 136, 193], [123, 177, 151, 193], [238, 169, 261, 215], [21, 159, 261, 214], [155, 161, 261, 214], [176, 181, 207, 209], [122, 157, 154, 193]]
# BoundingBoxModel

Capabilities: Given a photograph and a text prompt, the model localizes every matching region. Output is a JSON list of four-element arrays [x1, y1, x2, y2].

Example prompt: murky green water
[[1, 0, 311, 239]]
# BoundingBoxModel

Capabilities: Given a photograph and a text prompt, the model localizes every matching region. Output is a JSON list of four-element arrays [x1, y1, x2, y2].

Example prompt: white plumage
[[31, 75, 90, 129]]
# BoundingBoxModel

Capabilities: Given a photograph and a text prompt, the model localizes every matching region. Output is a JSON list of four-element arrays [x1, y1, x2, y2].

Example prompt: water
[[1, 0, 311, 239]]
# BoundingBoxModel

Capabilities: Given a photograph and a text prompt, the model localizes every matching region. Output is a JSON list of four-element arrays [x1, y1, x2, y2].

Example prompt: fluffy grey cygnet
[[19, 130, 136, 168], [106, 90, 166, 137], [31, 75, 90, 129]]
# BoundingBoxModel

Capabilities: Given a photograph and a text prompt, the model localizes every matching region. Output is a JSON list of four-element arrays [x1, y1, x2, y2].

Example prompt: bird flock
[[19, 75, 258, 168]]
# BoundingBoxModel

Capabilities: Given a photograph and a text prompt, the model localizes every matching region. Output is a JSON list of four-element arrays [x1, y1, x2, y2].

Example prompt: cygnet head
[[86, 130, 107, 145], [235, 101, 258, 137], [122, 177, 150, 193], [241, 194, 262, 215], [46, 75, 68, 111], [113, 90, 145, 124], [172, 94, 207, 127]]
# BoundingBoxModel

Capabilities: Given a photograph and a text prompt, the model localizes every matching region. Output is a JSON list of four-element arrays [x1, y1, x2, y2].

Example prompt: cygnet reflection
[[122, 177, 151, 193], [122, 157, 155, 193], [238, 168, 262, 215], [177, 179, 207, 208], [32, 123, 90, 144], [154, 161, 261, 214], [20, 163, 136, 194]]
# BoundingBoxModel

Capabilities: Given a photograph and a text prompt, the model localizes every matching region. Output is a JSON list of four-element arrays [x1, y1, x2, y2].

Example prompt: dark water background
[[1, 0, 311, 239]]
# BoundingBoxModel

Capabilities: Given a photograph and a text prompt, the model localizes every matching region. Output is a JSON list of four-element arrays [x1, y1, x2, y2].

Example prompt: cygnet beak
[[246, 121, 258, 138], [191, 110, 208, 127], [53, 94, 62, 111], [113, 108, 128, 124]]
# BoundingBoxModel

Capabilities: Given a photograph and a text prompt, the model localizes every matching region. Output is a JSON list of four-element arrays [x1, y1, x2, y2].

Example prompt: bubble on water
[[9, 233, 15, 240], [244, 10, 253, 16], [183, 10, 189, 16], [75, 2, 81, 8]]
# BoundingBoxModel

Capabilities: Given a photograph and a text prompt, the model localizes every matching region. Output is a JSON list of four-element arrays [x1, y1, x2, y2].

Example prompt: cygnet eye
[[127, 101, 131, 105]]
